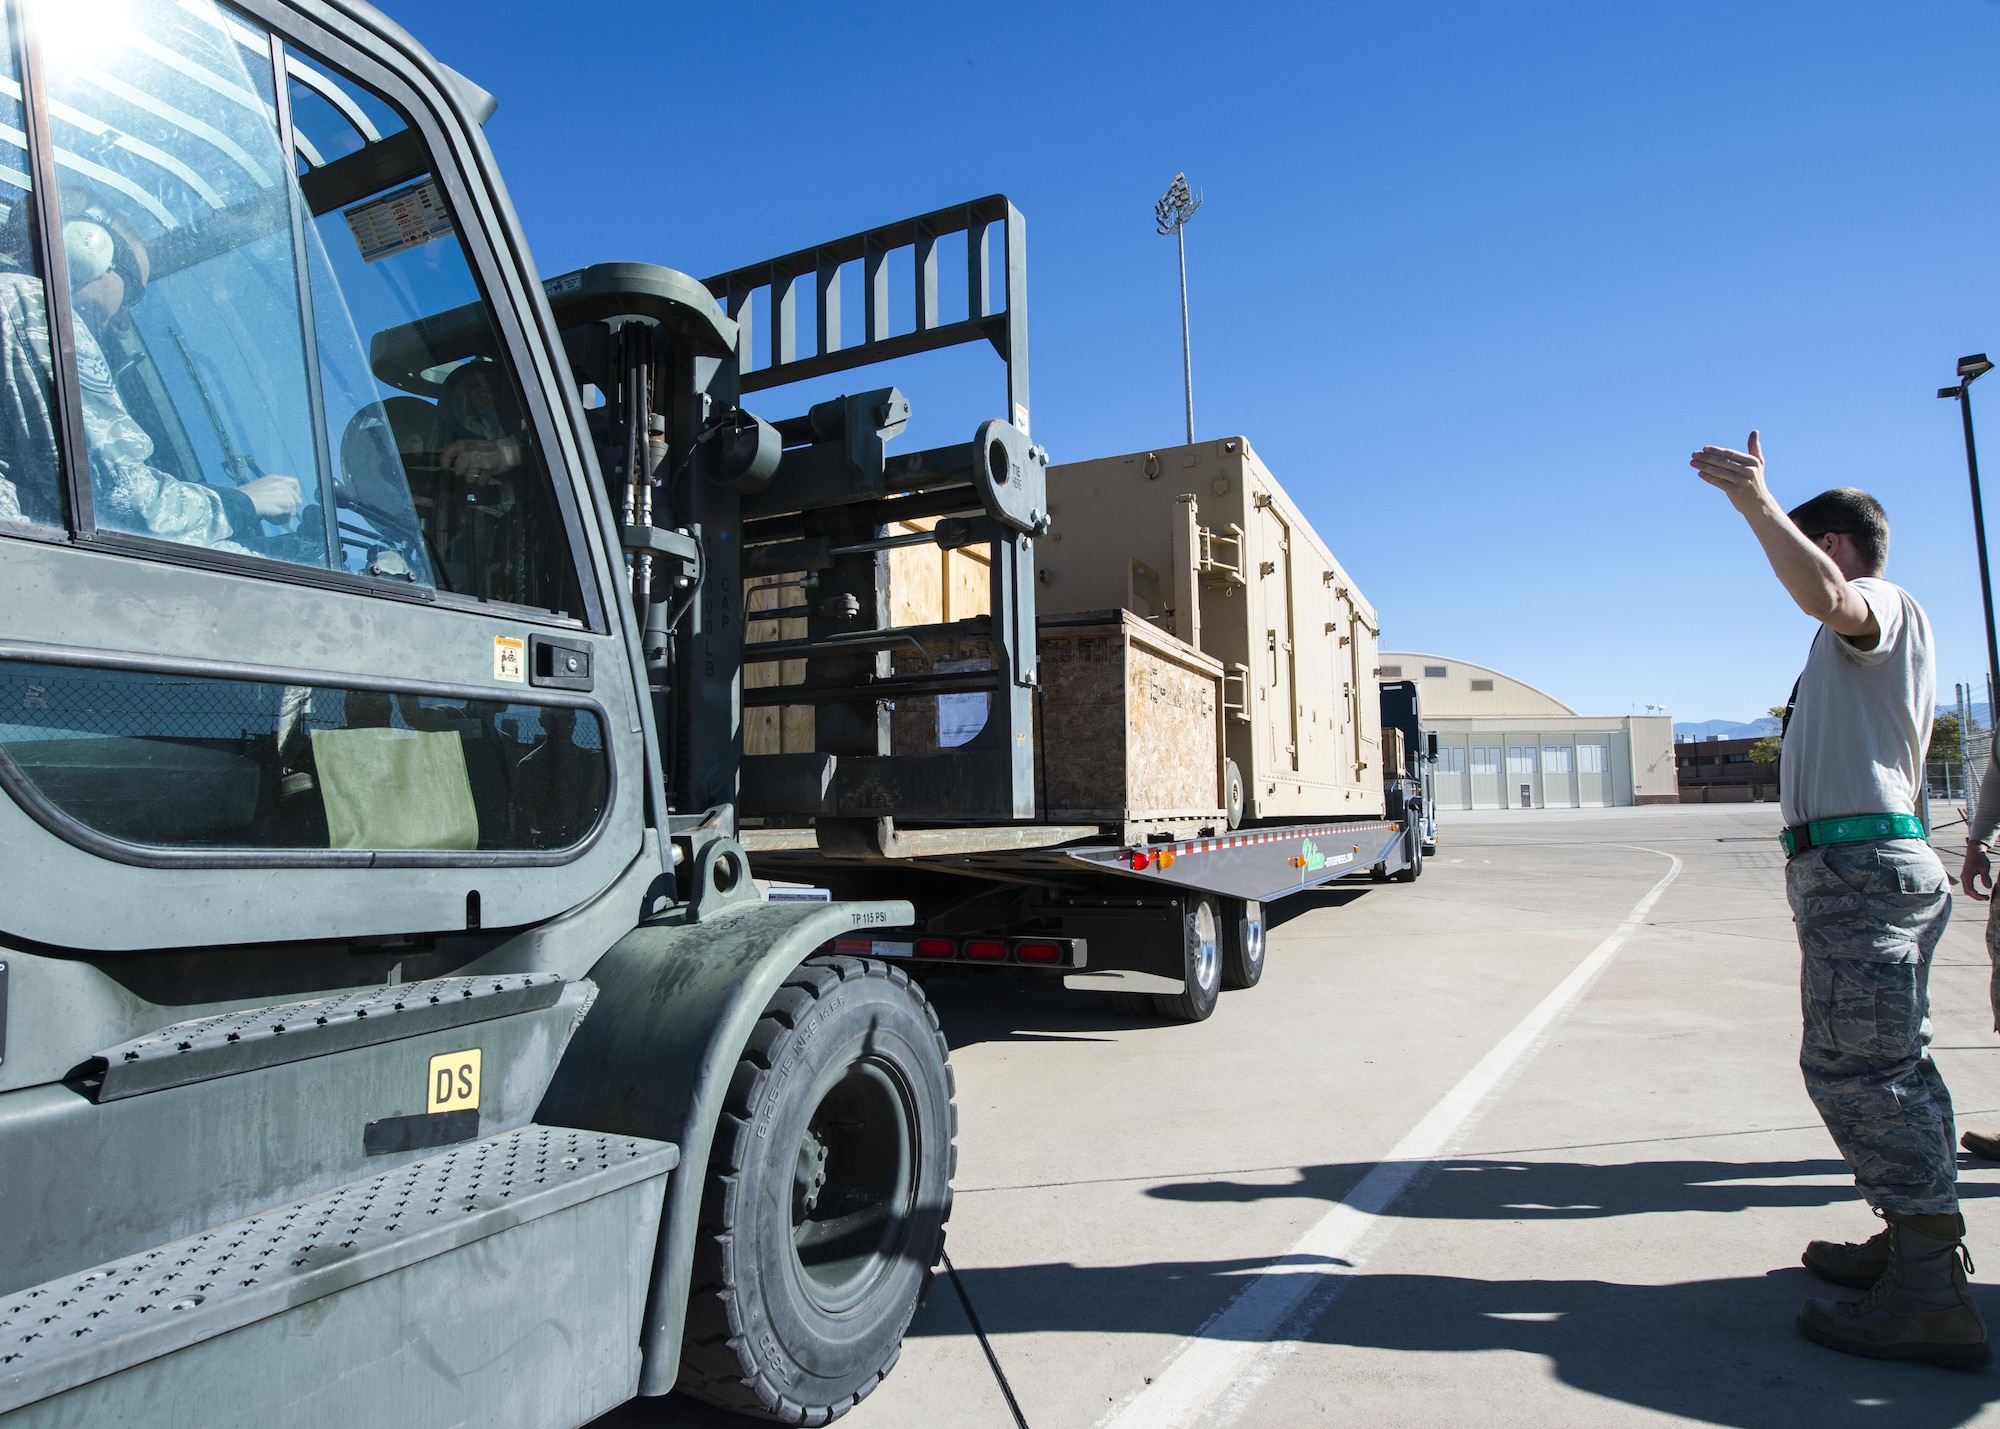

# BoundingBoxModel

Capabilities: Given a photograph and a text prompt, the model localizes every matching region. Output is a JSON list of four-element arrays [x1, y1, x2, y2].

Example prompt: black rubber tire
[[678, 956, 956, 1424], [1223, 759, 1246, 830], [1220, 898, 1266, 990], [1392, 828, 1423, 882], [1152, 895, 1222, 1022]]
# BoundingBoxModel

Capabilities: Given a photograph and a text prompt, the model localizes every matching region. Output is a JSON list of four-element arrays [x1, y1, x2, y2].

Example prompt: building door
[[1542, 743, 1576, 807], [1435, 744, 1467, 808], [1507, 745, 1539, 808], [1470, 744, 1504, 808], [1577, 742, 1612, 806]]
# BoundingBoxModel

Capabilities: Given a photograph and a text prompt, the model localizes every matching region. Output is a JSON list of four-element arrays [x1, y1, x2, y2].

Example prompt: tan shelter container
[[1034, 437, 1383, 823]]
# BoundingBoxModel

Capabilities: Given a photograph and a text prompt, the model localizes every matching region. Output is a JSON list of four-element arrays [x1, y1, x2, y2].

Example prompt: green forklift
[[0, 0, 1041, 1421]]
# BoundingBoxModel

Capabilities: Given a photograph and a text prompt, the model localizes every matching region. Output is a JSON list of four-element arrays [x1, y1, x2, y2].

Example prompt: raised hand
[[1690, 430, 1768, 513]]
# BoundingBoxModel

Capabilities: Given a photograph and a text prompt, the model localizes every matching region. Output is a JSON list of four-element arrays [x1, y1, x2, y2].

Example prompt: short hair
[[1788, 487, 1888, 573]]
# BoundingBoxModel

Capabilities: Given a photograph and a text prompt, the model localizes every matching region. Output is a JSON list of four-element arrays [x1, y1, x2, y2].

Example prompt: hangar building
[[1379, 652, 1677, 809]]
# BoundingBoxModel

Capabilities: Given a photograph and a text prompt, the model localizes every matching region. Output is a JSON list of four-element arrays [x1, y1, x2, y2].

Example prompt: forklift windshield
[[16, 0, 579, 615]]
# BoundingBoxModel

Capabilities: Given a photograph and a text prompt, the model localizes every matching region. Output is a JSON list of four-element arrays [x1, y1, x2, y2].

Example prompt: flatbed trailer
[[748, 808, 1415, 1021]]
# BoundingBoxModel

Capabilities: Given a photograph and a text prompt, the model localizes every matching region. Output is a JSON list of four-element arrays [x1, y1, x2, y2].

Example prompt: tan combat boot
[[1802, 1223, 1889, 1290], [1797, 1212, 1990, 1369]]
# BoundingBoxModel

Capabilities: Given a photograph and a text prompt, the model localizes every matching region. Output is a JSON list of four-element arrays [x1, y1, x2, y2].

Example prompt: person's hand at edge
[[1965, 844, 1993, 901]]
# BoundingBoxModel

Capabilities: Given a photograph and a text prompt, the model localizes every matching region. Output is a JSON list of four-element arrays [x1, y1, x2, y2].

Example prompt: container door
[[1257, 500, 1298, 774]]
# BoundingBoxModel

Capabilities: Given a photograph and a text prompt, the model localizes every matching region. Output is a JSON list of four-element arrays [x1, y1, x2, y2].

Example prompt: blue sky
[[383, 0, 2000, 724]]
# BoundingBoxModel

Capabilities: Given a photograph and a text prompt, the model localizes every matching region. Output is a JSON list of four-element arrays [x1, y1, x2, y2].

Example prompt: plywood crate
[[891, 609, 1226, 839]]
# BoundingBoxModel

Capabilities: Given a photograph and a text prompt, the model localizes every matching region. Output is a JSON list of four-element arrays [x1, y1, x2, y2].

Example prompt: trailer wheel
[[1223, 759, 1246, 830], [1152, 895, 1222, 1022], [1393, 828, 1423, 882], [1221, 899, 1266, 989], [679, 956, 956, 1424]]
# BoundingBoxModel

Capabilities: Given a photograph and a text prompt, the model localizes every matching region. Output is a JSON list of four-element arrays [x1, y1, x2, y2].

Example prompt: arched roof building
[[1378, 651, 1677, 810]]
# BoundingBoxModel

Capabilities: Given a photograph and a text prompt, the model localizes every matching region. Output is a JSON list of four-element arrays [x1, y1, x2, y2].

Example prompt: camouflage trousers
[[1786, 838, 1956, 1216]]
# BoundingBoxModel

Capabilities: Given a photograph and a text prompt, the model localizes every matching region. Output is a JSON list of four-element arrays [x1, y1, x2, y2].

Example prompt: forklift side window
[[29, 0, 580, 615], [283, 50, 581, 615], [0, 0, 67, 531], [0, 658, 609, 857]]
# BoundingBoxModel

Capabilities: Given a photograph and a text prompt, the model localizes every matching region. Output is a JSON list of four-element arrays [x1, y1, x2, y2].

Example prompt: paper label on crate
[[346, 178, 455, 264], [492, 635, 525, 684]]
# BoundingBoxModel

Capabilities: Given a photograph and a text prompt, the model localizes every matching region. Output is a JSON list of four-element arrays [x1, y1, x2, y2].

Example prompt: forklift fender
[[535, 898, 915, 1396]]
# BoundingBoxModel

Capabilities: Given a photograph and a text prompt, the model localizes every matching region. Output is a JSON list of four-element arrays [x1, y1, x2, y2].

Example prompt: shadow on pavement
[[1146, 1156, 2000, 1218], [917, 1256, 2000, 1427]]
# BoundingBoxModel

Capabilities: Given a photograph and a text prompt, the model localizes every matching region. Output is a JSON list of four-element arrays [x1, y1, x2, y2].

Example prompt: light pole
[[1155, 172, 1201, 445], [1939, 352, 1999, 725]]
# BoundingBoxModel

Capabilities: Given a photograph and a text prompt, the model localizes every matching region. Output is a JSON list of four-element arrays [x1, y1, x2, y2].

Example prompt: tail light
[[1014, 941, 1061, 964], [915, 938, 956, 959], [964, 939, 1007, 961]]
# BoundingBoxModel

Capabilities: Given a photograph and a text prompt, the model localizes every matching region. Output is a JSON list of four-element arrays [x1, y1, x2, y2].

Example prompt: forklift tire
[[678, 955, 956, 1424], [1152, 895, 1222, 1022], [1223, 759, 1246, 830], [1221, 899, 1266, 990]]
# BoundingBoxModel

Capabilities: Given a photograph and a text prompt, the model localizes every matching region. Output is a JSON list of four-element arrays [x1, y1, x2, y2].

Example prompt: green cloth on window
[[311, 727, 477, 850]]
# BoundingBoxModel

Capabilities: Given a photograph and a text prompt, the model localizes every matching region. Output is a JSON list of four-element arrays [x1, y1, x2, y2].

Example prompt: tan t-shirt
[[1779, 576, 1933, 827]]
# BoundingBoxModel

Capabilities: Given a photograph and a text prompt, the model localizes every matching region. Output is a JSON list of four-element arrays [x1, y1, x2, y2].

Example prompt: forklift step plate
[[0, 1124, 677, 1420]]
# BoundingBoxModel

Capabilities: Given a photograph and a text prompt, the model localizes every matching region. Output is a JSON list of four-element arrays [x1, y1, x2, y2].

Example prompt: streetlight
[[1939, 352, 1999, 723], [1155, 172, 1202, 445]]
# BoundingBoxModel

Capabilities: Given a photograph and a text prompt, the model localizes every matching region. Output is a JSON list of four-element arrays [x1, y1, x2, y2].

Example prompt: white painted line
[[1100, 847, 1684, 1429]]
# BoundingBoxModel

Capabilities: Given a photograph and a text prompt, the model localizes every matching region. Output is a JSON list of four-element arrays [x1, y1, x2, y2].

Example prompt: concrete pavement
[[612, 803, 2000, 1427]]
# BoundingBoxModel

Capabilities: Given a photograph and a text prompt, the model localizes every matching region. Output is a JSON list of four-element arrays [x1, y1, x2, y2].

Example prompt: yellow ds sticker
[[493, 635, 525, 683], [427, 1049, 481, 1113]]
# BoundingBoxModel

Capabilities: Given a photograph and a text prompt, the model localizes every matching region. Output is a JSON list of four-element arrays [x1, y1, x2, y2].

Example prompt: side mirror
[[1427, 732, 1439, 759]]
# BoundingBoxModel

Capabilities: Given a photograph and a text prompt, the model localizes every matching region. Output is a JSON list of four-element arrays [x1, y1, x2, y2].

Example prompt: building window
[[1543, 746, 1573, 773], [1380, 665, 1403, 677], [1507, 746, 1537, 774], [1424, 665, 1447, 678], [1470, 679, 1494, 692], [1579, 743, 1608, 774]]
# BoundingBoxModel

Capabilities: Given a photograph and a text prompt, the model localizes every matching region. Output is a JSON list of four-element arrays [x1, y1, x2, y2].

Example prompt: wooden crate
[[1038, 611, 1226, 834], [891, 609, 1225, 840]]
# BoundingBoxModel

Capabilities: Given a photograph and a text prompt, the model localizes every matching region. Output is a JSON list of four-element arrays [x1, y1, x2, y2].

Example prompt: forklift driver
[[0, 185, 302, 547]]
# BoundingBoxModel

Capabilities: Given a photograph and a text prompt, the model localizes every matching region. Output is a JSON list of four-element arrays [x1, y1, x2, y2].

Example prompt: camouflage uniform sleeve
[[0, 271, 63, 526], [70, 314, 250, 551], [1972, 764, 2000, 850]]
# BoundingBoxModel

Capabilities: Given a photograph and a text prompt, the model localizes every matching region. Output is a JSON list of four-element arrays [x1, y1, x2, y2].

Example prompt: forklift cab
[[0, 0, 646, 976]]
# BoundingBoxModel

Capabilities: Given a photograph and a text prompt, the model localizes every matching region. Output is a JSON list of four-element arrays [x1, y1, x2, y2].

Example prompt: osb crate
[[893, 609, 1227, 840]]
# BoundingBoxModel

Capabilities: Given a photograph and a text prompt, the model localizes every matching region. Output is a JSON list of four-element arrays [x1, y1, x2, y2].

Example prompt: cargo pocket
[[1808, 957, 1924, 1064], [1876, 840, 1947, 897]]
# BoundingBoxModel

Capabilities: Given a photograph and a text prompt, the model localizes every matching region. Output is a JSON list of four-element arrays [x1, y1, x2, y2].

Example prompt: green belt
[[1780, 813, 1925, 858]]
